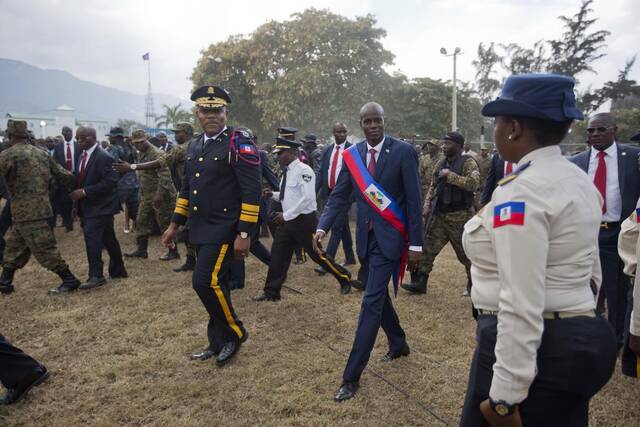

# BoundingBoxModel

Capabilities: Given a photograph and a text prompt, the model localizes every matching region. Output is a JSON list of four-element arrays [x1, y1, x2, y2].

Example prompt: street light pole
[[441, 47, 462, 132]]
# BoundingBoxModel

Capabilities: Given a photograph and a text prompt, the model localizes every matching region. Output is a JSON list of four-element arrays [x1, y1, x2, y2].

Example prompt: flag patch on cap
[[493, 201, 525, 228]]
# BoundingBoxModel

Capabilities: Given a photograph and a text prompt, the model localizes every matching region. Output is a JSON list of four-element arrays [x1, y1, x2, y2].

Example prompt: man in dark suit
[[479, 152, 516, 206], [314, 123, 356, 270], [69, 126, 127, 290], [0, 333, 48, 405], [570, 112, 640, 347], [51, 126, 78, 231], [314, 102, 423, 401]]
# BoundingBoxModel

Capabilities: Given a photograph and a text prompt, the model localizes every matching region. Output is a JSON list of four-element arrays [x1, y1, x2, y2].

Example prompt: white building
[[2, 105, 112, 139]]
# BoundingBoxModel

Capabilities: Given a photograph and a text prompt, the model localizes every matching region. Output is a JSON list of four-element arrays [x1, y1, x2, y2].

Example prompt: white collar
[[591, 141, 617, 159], [286, 158, 300, 171], [366, 137, 385, 154], [204, 126, 228, 142], [82, 143, 98, 157]]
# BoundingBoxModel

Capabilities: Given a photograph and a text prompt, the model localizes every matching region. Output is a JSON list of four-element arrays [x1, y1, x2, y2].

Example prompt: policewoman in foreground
[[460, 74, 617, 426]]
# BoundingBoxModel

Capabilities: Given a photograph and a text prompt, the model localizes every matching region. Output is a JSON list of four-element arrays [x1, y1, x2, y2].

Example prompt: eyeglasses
[[586, 127, 610, 134]]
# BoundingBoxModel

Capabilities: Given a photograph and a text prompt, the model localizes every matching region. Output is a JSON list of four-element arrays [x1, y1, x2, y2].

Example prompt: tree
[[472, 42, 502, 103], [547, 0, 610, 79], [155, 103, 192, 129], [577, 56, 639, 114], [116, 119, 145, 134], [500, 41, 547, 75]]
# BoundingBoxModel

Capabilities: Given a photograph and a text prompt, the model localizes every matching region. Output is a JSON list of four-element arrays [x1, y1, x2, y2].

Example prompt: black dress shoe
[[48, 283, 79, 295], [109, 270, 128, 279], [350, 280, 364, 291], [252, 293, 280, 302], [334, 381, 358, 402], [340, 282, 351, 295], [343, 258, 357, 266], [0, 365, 49, 405], [400, 282, 426, 294], [79, 277, 107, 290], [314, 266, 327, 276], [380, 344, 410, 362], [0, 283, 14, 294], [216, 341, 239, 366], [190, 348, 217, 361]]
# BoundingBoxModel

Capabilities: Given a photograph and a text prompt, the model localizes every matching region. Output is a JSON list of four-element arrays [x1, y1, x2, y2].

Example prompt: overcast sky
[[1, 0, 638, 103]]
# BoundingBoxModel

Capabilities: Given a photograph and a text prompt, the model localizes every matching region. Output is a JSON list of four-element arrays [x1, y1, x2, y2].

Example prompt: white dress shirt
[[327, 142, 347, 187], [587, 142, 622, 222], [618, 198, 640, 335], [81, 142, 99, 165], [203, 126, 227, 145], [462, 145, 602, 404], [64, 139, 75, 172], [272, 159, 317, 221]]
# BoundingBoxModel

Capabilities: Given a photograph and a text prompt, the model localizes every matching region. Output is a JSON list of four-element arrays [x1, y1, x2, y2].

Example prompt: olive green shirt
[[138, 145, 176, 198]]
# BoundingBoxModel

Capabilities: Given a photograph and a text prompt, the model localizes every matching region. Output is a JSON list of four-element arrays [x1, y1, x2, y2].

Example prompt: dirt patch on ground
[[0, 218, 638, 426]]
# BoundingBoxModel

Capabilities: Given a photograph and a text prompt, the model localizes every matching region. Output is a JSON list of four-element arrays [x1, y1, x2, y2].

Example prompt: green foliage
[[116, 118, 145, 134], [155, 103, 193, 129], [472, 42, 502, 104]]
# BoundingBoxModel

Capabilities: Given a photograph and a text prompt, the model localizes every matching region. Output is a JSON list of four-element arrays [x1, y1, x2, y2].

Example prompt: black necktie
[[280, 167, 288, 200]]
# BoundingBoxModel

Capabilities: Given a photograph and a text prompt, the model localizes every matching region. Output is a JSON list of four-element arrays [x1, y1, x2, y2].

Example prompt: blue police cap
[[482, 74, 584, 122], [191, 85, 232, 108], [274, 126, 301, 153]]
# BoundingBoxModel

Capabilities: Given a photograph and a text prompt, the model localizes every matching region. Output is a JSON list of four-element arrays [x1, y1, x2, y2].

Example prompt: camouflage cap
[[131, 129, 147, 143], [425, 138, 441, 147], [6, 119, 29, 138], [171, 122, 194, 134]]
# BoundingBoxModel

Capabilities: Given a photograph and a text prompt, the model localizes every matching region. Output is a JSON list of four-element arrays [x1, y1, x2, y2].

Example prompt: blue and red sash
[[342, 146, 409, 295]]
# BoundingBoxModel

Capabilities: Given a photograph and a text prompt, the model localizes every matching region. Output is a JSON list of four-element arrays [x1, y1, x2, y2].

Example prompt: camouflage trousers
[[177, 225, 196, 258], [3, 219, 68, 272], [418, 209, 473, 279], [136, 193, 174, 239]]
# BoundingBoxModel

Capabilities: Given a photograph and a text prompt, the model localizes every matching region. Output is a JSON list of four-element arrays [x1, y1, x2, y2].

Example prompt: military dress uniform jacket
[[172, 128, 261, 245]]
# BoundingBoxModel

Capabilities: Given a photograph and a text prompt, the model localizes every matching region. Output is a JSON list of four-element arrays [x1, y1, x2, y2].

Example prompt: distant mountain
[[0, 58, 187, 123]]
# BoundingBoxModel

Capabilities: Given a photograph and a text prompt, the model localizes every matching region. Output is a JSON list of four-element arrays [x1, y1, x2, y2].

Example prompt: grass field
[[1, 219, 639, 426]]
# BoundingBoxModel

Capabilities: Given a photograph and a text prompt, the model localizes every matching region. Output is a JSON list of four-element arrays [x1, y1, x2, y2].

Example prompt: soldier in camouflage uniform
[[475, 144, 492, 207], [123, 130, 177, 260], [114, 123, 196, 270], [419, 139, 444, 197], [402, 131, 479, 296], [108, 127, 140, 234], [0, 120, 82, 295]]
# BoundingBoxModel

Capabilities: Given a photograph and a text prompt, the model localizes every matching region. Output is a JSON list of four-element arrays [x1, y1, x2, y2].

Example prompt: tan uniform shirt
[[462, 145, 602, 404], [618, 198, 640, 335]]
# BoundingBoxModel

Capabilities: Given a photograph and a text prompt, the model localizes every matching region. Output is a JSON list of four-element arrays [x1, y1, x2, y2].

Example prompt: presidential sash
[[342, 146, 409, 294]]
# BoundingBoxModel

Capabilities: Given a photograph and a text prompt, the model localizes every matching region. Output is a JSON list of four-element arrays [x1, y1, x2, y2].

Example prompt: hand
[[312, 230, 326, 255], [234, 234, 250, 259], [630, 334, 640, 355], [273, 213, 285, 226], [438, 168, 450, 178], [69, 189, 86, 202], [423, 204, 430, 220], [407, 250, 423, 271], [161, 223, 179, 248], [479, 399, 522, 427], [263, 188, 273, 198], [113, 160, 131, 173]]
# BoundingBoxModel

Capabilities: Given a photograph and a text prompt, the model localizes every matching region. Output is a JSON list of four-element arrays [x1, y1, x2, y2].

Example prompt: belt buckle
[[600, 222, 608, 230]]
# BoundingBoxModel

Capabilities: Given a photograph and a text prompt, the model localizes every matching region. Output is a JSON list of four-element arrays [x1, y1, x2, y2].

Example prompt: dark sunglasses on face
[[587, 127, 610, 134]]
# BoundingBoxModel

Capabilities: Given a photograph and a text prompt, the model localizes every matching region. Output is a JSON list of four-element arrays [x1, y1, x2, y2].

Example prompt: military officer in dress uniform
[[252, 135, 356, 302], [162, 85, 261, 366], [460, 74, 616, 426]]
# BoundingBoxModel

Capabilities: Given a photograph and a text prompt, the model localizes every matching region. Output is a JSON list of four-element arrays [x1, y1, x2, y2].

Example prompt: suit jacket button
[[223, 208, 228, 212], [198, 157, 204, 162]]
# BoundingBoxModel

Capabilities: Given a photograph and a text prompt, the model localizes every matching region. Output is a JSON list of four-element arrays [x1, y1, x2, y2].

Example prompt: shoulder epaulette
[[498, 161, 531, 187]]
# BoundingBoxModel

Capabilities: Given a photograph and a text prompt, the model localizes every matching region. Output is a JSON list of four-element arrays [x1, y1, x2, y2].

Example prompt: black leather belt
[[476, 309, 596, 319], [600, 221, 620, 230]]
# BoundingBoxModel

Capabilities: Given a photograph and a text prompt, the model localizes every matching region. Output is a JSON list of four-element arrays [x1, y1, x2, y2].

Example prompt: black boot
[[159, 245, 180, 261], [48, 267, 80, 295], [401, 271, 427, 294], [0, 268, 15, 294], [173, 255, 195, 272], [125, 237, 148, 258]]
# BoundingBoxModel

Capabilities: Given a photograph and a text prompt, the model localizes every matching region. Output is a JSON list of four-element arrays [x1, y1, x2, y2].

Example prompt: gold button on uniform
[[214, 157, 218, 160], [223, 208, 228, 212], [199, 157, 203, 162], [195, 173, 200, 177], [193, 190, 198, 195], [193, 206, 198, 211]]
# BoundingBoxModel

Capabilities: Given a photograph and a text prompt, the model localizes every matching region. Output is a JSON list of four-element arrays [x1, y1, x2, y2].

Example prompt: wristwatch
[[130, 163, 137, 171], [238, 232, 248, 239], [490, 399, 518, 416]]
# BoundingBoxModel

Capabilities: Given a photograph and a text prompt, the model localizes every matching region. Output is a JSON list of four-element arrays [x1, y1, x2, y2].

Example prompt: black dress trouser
[[81, 215, 126, 279], [460, 314, 617, 426], [0, 334, 40, 389]]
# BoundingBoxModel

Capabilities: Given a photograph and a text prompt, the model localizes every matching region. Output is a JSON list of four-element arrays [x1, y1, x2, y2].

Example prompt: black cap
[[443, 131, 465, 145], [301, 133, 317, 144], [631, 132, 640, 141], [191, 85, 232, 108], [108, 127, 125, 137], [274, 127, 301, 153]]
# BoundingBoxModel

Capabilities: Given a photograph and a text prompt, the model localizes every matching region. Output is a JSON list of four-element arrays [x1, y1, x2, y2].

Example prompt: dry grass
[[0, 217, 639, 426]]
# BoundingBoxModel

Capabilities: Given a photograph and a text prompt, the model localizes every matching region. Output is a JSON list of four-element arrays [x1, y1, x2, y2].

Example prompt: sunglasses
[[586, 127, 610, 134]]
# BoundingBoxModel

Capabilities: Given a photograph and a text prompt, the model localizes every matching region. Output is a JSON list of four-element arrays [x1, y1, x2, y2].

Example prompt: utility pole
[[143, 52, 155, 130], [440, 47, 462, 132]]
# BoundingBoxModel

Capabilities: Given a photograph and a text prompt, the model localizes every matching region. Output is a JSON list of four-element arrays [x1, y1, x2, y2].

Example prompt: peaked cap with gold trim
[[191, 85, 232, 108], [273, 126, 301, 153]]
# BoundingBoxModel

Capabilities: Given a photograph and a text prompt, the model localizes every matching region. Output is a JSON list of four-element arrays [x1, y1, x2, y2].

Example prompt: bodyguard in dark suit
[[314, 102, 423, 401], [315, 123, 355, 267], [51, 126, 78, 231], [69, 127, 127, 290], [479, 153, 516, 206], [570, 112, 640, 346]]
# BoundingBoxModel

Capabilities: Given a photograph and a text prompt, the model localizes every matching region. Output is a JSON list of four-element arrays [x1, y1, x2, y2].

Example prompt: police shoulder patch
[[498, 161, 531, 187], [302, 173, 312, 182]]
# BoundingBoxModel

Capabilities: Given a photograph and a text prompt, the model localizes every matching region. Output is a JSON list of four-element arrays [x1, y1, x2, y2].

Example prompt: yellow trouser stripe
[[210, 244, 243, 339], [239, 213, 259, 223], [241, 203, 260, 213], [318, 252, 350, 281], [636, 355, 640, 378], [176, 198, 189, 208], [174, 207, 189, 216]]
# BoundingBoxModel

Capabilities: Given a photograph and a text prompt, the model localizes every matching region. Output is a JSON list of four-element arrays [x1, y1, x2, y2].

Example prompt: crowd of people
[[1, 73, 639, 426]]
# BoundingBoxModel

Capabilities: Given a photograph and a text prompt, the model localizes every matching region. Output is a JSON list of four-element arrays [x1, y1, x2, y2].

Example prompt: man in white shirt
[[51, 126, 78, 231], [252, 136, 357, 302]]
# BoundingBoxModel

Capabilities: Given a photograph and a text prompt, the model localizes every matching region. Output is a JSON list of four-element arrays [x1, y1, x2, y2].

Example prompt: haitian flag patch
[[493, 201, 525, 228], [239, 144, 257, 155], [636, 208, 640, 223]]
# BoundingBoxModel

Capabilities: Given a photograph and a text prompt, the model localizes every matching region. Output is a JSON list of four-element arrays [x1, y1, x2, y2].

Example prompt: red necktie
[[505, 161, 513, 175], [79, 151, 88, 180], [594, 151, 607, 214], [367, 148, 377, 231], [65, 143, 73, 171], [328, 145, 341, 189]]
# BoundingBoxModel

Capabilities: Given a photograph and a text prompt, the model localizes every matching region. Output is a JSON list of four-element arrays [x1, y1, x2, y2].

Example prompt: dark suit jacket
[[75, 146, 121, 219], [318, 136, 423, 261], [569, 143, 640, 220], [316, 141, 353, 199], [53, 140, 79, 173], [480, 153, 506, 205], [259, 150, 279, 224]]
